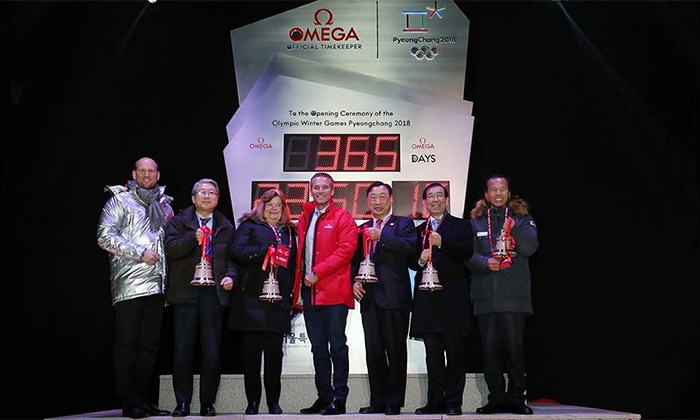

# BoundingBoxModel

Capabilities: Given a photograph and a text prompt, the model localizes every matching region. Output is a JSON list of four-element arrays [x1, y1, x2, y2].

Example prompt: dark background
[[2, 1, 699, 419]]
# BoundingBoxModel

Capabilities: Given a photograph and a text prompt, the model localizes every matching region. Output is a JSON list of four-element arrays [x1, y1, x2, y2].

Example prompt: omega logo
[[411, 137, 435, 149], [289, 8, 360, 42], [249, 137, 272, 149]]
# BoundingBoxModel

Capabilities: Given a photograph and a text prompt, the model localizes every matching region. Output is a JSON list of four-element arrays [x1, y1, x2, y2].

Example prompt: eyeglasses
[[195, 190, 219, 197], [426, 193, 445, 201], [265, 202, 283, 208]]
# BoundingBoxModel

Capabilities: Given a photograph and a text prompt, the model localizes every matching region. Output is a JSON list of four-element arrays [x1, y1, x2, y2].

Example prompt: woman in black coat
[[228, 188, 297, 415]]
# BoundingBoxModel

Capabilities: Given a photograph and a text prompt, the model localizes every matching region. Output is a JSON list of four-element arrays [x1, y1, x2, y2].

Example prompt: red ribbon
[[198, 226, 212, 260], [262, 244, 276, 272], [360, 227, 372, 259], [428, 231, 433, 264], [500, 218, 515, 265], [487, 207, 515, 267], [421, 226, 434, 264]]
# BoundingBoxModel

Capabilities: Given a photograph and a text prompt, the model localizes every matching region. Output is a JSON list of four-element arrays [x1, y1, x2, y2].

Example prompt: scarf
[[128, 180, 166, 232]]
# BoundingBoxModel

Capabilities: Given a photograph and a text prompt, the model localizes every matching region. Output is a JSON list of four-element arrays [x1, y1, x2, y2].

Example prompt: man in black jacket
[[351, 182, 417, 416], [410, 182, 474, 416], [164, 178, 237, 417]]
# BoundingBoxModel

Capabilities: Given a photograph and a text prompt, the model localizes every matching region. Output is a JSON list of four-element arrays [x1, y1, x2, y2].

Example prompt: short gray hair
[[191, 178, 219, 195]]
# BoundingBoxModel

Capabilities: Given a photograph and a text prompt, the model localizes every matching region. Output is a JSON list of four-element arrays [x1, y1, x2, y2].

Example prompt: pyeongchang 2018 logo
[[288, 8, 360, 43]]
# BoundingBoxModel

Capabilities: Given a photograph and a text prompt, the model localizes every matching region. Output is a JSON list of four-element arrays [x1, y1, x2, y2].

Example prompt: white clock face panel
[[225, 56, 473, 224]]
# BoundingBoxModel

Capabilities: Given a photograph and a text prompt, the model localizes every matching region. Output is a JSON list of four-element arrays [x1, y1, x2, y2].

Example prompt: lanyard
[[268, 222, 281, 243], [264, 222, 292, 271], [267, 222, 293, 248], [486, 207, 508, 249]]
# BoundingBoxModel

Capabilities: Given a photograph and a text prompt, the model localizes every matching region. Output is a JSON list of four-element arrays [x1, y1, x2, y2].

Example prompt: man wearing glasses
[[410, 182, 474, 416], [164, 178, 238, 417]]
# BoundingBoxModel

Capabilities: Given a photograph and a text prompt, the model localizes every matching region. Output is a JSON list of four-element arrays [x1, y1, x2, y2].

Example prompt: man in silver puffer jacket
[[97, 156, 174, 419]]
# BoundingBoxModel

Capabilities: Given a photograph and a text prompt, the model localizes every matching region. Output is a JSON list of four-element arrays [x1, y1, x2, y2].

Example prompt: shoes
[[268, 402, 283, 414], [384, 405, 401, 415], [200, 403, 216, 416], [415, 403, 446, 414], [446, 405, 462, 416], [141, 402, 170, 416], [508, 400, 534, 415], [171, 401, 191, 417], [359, 405, 382, 414], [322, 398, 346, 415], [476, 401, 507, 414], [300, 399, 329, 414], [359, 404, 399, 415], [245, 400, 259, 415], [122, 405, 147, 419]]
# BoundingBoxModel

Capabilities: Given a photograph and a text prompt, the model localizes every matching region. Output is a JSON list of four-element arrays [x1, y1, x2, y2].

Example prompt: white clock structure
[[225, 0, 474, 374]]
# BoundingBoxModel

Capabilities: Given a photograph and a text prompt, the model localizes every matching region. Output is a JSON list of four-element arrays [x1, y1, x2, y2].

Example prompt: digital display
[[392, 181, 451, 219], [284, 134, 400, 172], [252, 181, 374, 220], [252, 180, 449, 221]]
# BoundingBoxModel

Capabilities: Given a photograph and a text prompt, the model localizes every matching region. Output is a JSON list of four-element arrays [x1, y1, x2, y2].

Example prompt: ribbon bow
[[262, 244, 276, 272], [359, 227, 372, 259], [198, 226, 213, 262], [421, 226, 434, 264], [499, 218, 516, 267]]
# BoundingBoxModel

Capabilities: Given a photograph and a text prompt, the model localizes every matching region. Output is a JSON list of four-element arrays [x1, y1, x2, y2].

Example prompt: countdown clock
[[245, 133, 446, 219], [228, 131, 458, 222], [250, 133, 449, 220], [224, 54, 473, 226], [284, 134, 400, 172]]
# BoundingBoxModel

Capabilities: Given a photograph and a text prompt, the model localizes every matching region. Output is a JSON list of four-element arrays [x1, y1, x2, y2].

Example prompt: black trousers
[[478, 312, 527, 403], [172, 287, 223, 405], [360, 301, 409, 408], [422, 332, 467, 408], [114, 293, 165, 408], [240, 331, 284, 404]]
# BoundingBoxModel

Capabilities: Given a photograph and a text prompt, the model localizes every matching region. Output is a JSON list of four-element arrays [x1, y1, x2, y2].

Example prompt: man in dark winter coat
[[164, 178, 237, 417], [467, 174, 538, 416]]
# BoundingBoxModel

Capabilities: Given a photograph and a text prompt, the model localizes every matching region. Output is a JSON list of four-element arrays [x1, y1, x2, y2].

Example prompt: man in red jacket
[[292, 172, 358, 416]]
